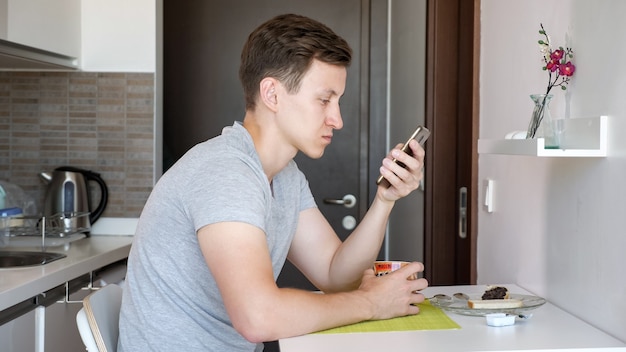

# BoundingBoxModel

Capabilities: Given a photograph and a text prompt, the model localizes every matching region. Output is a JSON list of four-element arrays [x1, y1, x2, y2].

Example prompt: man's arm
[[198, 221, 426, 343], [288, 139, 426, 292]]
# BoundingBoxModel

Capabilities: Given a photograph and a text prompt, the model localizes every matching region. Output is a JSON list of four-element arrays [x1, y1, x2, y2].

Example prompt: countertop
[[279, 284, 626, 352], [0, 218, 136, 312]]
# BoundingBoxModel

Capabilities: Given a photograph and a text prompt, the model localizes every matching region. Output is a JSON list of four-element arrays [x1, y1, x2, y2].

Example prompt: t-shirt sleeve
[[184, 155, 271, 233], [297, 171, 317, 212]]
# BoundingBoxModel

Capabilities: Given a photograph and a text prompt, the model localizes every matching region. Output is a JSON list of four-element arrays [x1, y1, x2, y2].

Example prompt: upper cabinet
[[3, 0, 81, 57], [0, 0, 155, 72], [0, 0, 80, 69], [80, 0, 156, 72], [478, 116, 608, 157]]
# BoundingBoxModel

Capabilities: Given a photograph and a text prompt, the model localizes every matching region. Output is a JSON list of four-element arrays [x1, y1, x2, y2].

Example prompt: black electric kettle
[[39, 166, 108, 233]]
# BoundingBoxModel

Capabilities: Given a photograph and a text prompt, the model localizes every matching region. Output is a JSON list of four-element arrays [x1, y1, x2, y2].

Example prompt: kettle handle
[[55, 166, 109, 224], [82, 170, 108, 224]]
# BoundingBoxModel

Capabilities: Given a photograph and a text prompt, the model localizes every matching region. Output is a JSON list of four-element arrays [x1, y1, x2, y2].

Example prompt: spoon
[[453, 292, 470, 300], [425, 294, 451, 302], [427, 293, 468, 301]]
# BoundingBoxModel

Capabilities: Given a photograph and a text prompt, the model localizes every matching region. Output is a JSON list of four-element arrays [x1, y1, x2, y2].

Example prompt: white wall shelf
[[478, 116, 607, 157]]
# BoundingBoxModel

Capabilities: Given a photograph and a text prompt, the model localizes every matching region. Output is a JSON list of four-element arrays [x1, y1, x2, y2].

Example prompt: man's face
[[275, 59, 346, 159]]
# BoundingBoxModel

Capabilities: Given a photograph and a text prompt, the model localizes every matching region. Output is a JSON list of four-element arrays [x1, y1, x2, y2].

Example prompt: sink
[[1, 232, 86, 248], [0, 251, 66, 268]]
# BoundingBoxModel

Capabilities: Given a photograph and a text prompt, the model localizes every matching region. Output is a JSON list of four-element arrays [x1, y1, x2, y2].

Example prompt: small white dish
[[485, 313, 515, 327]]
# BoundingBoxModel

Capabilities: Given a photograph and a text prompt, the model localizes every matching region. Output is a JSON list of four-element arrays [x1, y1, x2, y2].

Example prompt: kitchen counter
[[0, 236, 133, 311], [0, 231, 134, 312], [279, 284, 626, 352]]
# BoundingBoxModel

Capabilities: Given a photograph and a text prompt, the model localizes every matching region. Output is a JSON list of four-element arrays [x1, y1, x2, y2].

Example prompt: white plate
[[429, 294, 546, 316]]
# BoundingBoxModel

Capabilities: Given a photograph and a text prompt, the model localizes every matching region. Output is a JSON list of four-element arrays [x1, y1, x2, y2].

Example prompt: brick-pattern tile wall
[[0, 72, 154, 218]]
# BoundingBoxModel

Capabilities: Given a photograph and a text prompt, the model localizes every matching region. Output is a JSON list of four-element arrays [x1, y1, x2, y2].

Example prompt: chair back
[[76, 284, 123, 352]]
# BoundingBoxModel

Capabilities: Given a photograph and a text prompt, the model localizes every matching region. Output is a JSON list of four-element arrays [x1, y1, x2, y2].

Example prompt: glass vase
[[526, 94, 559, 149]]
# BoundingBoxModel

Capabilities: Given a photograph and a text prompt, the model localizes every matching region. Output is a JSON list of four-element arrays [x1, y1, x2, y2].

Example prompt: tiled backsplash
[[0, 71, 154, 218]]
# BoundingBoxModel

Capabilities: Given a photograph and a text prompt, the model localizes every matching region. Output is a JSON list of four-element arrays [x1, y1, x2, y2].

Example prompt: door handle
[[323, 194, 356, 208], [458, 187, 467, 239]]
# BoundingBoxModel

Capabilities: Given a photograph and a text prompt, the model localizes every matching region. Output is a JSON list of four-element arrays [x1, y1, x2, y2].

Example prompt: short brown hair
[[239, 14, 352, 110]]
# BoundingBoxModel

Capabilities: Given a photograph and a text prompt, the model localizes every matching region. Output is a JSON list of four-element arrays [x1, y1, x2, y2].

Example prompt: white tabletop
[[279, 284, 626, 352]]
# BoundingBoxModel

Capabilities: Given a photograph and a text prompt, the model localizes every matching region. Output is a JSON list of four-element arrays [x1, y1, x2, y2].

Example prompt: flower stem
[[527, 95, 550, 139]]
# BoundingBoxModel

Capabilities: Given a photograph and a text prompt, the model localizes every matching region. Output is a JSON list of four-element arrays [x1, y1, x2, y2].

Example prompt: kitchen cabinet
[[0, 0, 80, 58], [0, 0, 155, 71], [80, 0, 155, 72], [0, 232, 133, 352], [0, 259, 127, 352], [478, 116, 607, 157], [0, 283, 91, 352], [0, 308, 36, 351]]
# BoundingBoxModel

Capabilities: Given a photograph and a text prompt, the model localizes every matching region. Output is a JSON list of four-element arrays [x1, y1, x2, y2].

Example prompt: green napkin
[[315, 300, 460, 334]]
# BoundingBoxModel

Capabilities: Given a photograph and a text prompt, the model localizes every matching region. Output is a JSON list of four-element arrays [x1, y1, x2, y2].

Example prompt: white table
[[279, 285, 626, 352]]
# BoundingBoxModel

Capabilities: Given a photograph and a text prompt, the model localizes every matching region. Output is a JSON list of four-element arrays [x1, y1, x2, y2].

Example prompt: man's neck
[[243, 112, 297, 182]]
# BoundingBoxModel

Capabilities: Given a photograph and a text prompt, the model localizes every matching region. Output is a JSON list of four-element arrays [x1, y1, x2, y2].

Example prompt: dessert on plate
[[467, 286, 523, 309]]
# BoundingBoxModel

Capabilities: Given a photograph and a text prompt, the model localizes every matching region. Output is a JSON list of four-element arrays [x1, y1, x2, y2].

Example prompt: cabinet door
[[0, 309, 36, 352], [44, 289, 89, 352], [0, 262, 127, 352], [0, 287, 93, 352], [5, 0, 81, 57], [0, 293, 86, 351], [45, 262, 127, 352]]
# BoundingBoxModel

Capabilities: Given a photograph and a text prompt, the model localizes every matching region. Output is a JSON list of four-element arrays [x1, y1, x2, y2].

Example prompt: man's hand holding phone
[[376, 125, 429, 191]]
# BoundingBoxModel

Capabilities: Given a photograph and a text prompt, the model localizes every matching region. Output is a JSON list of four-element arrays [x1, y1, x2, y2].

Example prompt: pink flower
[[537, 24, 575, 94], [550, 49, 564, 62], [559, 61, 576, 76], [546, 60, 559, 72]]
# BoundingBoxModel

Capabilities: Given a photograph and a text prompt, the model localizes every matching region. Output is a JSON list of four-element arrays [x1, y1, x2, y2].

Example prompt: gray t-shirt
[[118, 122, 316, 351]]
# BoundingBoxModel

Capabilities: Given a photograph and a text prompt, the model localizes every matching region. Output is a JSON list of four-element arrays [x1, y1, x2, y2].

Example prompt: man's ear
[[259, 78, 279, 112]]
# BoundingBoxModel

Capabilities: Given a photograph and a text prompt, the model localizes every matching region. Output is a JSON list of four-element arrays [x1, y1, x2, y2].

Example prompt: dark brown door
[[424, 0, 479, 285]]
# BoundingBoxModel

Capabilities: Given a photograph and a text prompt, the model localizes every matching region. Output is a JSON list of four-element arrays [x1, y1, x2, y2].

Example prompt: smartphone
[[376, 125, 430, 188]]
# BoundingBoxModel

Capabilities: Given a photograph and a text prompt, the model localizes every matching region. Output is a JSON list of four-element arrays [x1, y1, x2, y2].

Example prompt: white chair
[[76, 284, 123, 352]]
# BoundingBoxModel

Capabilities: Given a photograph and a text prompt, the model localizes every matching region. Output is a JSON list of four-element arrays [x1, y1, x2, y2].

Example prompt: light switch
[[484, 179, 494, 213]]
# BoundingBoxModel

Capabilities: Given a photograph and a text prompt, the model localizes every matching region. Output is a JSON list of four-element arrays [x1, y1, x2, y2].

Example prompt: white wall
[[81, 0, 156, 72], [479, 0, 626, 343]]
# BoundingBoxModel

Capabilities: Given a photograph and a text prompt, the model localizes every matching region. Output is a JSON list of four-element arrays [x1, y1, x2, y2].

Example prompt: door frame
[[424, 0, 479, 285]]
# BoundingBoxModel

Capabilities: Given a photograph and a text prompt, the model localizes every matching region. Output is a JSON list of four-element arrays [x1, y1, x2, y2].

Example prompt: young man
[[118, 13, 428, 352]]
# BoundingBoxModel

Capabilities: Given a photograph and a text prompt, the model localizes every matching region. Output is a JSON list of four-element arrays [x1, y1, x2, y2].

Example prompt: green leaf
[[538, 40, 546, 45], [539, 30, 546, 34], [561, 86, 567, 90]]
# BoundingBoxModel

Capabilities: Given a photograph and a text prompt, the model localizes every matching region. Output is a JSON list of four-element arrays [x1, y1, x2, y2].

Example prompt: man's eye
[[321, 99, 330, 105]]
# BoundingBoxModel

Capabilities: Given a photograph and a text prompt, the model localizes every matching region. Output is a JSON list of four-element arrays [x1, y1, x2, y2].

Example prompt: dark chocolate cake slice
[[481, 286, 509, 300]]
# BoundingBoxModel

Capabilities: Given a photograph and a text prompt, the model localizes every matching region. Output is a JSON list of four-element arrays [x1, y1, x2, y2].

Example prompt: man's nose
[[327, 104, 343, 130]]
